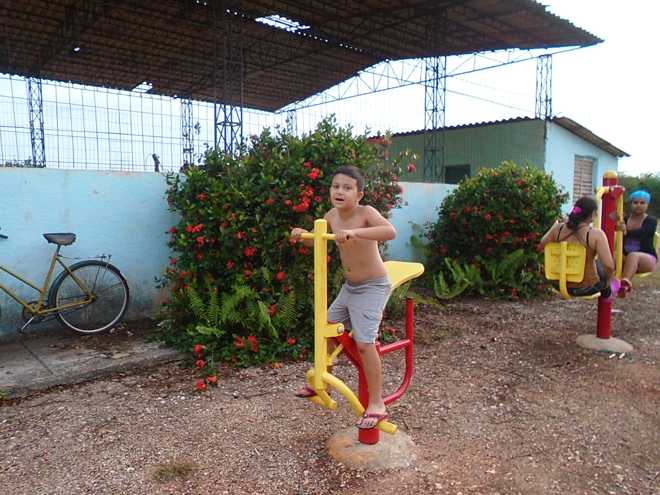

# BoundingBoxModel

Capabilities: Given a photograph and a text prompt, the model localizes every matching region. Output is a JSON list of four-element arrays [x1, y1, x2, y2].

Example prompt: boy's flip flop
[[294, 385, 317, 398], [356, 412, 388, 429]]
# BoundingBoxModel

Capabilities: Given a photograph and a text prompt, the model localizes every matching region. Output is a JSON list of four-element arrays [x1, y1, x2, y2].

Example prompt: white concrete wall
[[545, 121, 619, 211], [0, 171, 452, 340], [386, 182, 456, 262], [0, 168, 177, 340]]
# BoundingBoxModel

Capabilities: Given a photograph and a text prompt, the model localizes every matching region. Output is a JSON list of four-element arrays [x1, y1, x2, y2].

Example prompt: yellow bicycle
[[0, 228, 129, 334]]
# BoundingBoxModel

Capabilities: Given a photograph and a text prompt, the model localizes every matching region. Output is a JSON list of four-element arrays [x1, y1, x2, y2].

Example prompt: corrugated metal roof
[[391, 116, 629, 158], [1, 0, 601, 112]]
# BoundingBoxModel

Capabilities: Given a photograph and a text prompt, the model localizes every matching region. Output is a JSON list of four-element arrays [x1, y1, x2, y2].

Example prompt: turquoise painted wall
[[545, 121, 619, 210], [0, 168, 177, 340], [390, 119, 547, 182], [0, 169, 452, 340], [386, 182, 456, 262]]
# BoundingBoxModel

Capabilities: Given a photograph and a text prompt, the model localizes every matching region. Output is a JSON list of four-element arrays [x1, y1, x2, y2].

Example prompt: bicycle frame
[[0, 244, 94, 317]]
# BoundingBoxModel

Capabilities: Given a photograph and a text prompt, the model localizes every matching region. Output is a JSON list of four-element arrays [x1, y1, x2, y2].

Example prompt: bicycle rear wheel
[[52, 260, 129, 334]]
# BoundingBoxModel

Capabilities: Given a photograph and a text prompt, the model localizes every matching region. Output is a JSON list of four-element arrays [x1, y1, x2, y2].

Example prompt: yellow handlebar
[[300, 232, 336, 241]]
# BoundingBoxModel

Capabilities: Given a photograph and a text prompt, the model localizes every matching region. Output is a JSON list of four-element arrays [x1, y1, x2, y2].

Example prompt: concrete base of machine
[[576, 334, 633, 353], [327, 428, 416, 472]]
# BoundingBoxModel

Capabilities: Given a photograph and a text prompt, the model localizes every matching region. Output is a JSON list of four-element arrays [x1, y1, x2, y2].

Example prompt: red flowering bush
[[426, 161, 567, 298], [158, 117, 409, 365]]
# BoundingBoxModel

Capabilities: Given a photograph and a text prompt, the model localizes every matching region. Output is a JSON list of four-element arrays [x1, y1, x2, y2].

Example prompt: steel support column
[[423, 56, 447, 182], [26, 77, 46, 167], [213, 0, 244, 155], [423, 8, 447, 182], [181, 98, 194, 165], [286, 108, 297, 135], [535, 54, 552, 119]]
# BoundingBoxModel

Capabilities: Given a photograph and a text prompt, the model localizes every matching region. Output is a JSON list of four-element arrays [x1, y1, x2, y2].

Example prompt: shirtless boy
[[290, 166, 397, 429]]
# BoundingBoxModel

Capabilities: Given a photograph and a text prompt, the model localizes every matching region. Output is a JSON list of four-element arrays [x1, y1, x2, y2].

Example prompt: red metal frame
[[335, 297, 416, 445], [597, 176, 624, 340]]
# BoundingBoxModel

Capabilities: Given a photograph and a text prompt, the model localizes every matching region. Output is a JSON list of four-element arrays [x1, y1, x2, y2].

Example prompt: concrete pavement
[[0, 327, 182, 399]]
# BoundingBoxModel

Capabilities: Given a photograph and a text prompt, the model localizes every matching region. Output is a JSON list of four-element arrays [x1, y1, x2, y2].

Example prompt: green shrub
[[426, 161, 567, 299], [159, 117, 411, 365]]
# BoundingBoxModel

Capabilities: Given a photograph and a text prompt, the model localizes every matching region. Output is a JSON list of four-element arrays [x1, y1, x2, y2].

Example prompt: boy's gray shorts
[[327, 275, 392, 343]]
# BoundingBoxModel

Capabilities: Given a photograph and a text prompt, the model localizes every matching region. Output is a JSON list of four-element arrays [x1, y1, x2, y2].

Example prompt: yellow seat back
[[544, 242, 600, 300], [384, 261, 425, 291], [544, 242, 586, 283], [636, 232, 660, 279]]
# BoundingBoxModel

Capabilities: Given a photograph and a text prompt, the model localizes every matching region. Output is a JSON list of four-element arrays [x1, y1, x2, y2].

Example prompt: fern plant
[[432, 258, 480, 300]]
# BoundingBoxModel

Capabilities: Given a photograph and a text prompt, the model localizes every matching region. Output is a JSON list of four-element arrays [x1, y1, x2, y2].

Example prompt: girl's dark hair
[[567, 196, 598, 230], [333, 166, 364, 192]]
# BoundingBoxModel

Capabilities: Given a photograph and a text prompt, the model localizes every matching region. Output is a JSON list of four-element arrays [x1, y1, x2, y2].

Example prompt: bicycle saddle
[[43, 233, 76, 246]]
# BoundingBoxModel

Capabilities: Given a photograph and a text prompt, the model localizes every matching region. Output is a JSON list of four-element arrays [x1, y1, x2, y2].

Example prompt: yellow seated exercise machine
[[299, 219, 424, 445], [543, 242, 601, 300]]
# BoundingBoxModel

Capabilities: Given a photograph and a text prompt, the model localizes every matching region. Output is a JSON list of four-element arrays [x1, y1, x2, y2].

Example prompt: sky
[[533, 0, 659, 176]]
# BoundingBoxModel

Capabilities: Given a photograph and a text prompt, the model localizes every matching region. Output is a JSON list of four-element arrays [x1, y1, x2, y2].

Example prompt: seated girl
[[616, 190, 658, 297], [537, 197, 615, 297]]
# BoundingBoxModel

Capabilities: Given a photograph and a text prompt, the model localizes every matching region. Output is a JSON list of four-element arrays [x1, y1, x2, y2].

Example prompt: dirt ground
[[1, 274, 659, 495]]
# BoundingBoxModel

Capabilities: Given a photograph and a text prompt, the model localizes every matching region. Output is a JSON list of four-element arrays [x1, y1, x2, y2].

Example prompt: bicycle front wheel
[[52, 260, 130, 334]]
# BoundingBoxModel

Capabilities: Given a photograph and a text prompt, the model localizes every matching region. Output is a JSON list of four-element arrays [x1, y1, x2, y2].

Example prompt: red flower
[[302, 186, 314, 198], [307, 168, 321, 180], [275, 271, 286, 281], [244, 269, 253, 278], [193, 344, 205, 356], [195, 379, 207, 392], [196, 192, 207, 201], [268, 304, 277, 316], [168, 226, 177, 234], [264, 197, 274, 206], [484, 213, 492, 222], [226, 260, 235, 270], [511, 288, 519, 299], [247, 335, 259, 353], [195, 359, 206, 369], [221, 221, 229, 229], [243, 246, 257, 257], [185, 223, 204, 233], [314, 195, 321, 202], [298, 246, 309, 255], [287, 337, 296, 346], [169, 258, 177, 265], [195, 253, 204, 261], [449, 212, 457, 221], [195, 236, 205, 246], [206, 375, 219, 386], [407, 163, 417, 173], [292, 199, 310, 213], [303, 160, 312, 168], [234, 336, 245, 349]]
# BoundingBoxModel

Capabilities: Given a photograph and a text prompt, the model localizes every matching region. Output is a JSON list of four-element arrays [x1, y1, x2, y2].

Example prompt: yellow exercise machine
[[299, 219, 424, 445]]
